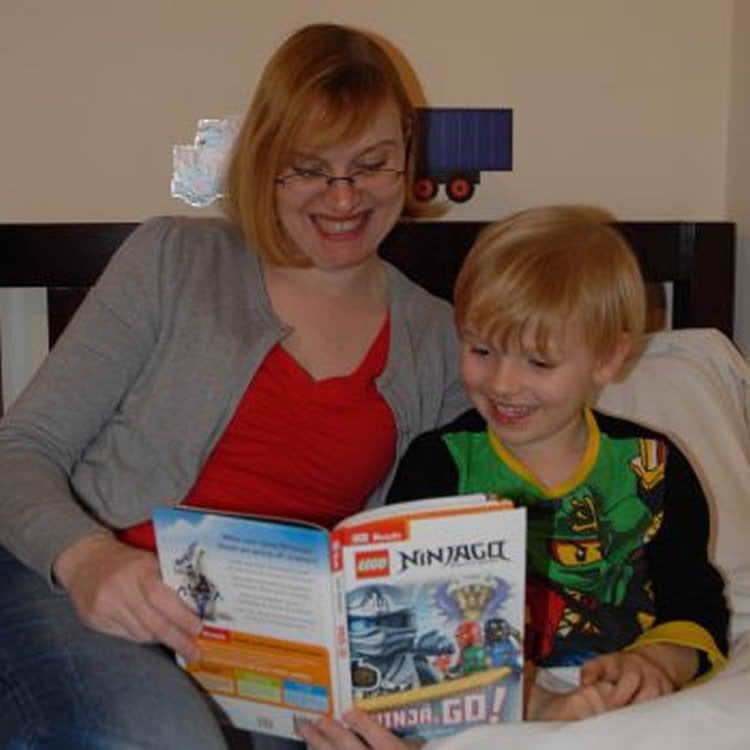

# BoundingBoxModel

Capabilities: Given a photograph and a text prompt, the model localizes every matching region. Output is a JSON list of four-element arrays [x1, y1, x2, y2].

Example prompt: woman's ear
[[592, 332, 633, 388]]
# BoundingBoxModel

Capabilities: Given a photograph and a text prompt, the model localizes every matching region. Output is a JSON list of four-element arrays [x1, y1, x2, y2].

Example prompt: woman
[[0, 23, 467, 750]]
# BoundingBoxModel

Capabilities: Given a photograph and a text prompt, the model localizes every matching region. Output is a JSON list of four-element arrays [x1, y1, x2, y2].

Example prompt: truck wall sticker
[[414, 108, 513, 204], [171, 108, 513, 207]]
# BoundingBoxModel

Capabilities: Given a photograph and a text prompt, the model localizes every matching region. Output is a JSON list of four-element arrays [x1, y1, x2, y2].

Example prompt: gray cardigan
[[0, 216, 468, 581]]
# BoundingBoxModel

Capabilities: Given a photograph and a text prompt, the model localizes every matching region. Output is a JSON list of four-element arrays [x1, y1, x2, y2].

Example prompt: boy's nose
[[490, 360, 521, 396]]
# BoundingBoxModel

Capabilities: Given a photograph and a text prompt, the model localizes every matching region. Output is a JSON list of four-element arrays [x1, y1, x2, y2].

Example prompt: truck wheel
[[413, 177, 438, 201], [446, 177, 475, 203]]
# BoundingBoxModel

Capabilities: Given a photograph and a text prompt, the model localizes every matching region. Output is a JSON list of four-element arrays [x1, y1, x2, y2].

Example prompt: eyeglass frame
[[274, 166, 406, 192]]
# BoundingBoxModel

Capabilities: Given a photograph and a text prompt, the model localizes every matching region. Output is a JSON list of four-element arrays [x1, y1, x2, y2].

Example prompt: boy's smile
[[489, 402, 537, 426]]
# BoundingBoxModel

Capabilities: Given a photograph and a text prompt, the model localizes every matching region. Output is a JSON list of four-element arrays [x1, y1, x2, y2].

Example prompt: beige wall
[[0, 1, 745, 394], [1, 0, 732, 222], [728, 1, 750, 353]]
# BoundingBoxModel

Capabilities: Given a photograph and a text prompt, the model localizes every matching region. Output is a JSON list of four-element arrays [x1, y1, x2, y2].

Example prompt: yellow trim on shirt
[[486, 407, 600, 497]]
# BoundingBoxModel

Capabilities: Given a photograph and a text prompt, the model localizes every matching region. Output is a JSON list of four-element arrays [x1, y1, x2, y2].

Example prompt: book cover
[[154, 496, 526, 741], [336, 502, 526, 743]]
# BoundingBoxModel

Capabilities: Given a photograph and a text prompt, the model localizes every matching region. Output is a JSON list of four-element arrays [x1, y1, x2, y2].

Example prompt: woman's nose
[[323, 179, 362, 212]]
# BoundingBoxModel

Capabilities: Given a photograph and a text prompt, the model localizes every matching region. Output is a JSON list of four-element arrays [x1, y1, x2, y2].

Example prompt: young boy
[[301, 206, 729, 747]]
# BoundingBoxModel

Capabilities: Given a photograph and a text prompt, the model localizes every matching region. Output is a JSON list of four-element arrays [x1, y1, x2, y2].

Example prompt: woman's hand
[[53, 533, 202, 661], [299, 709, 422, 750]]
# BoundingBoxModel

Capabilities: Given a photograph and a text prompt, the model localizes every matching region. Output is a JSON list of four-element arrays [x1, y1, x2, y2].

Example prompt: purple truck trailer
[[413, 108, 513, 203]]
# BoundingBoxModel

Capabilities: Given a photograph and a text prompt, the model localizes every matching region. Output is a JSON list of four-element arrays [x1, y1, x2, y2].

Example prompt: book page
[[154, 507, 339, 738], [336, 493, 490, 530]]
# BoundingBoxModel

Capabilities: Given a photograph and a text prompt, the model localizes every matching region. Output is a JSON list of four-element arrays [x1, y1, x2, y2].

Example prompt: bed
[[0, 218, 747, 748], [0, 219, 737, 347]]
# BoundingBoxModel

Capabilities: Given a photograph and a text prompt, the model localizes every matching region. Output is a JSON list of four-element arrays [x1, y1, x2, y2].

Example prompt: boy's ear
[[592, 333, 633, 387]]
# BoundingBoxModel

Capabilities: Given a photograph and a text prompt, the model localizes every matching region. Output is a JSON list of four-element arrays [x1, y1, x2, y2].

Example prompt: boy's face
[[460, 317, 629, 474]]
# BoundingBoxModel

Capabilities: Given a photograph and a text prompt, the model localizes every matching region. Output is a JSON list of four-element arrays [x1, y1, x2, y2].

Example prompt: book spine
[[330, 529, 353, 716]]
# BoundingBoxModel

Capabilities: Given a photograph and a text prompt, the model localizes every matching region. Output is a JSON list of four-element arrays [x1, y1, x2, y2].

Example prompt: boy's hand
[[299, 709, 422, 750], [580, 648, 678, 709], [530, 680, 618, 720]]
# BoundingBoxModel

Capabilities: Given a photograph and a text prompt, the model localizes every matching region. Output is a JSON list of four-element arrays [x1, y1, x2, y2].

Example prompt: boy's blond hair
[[454, 206, 646, 360]]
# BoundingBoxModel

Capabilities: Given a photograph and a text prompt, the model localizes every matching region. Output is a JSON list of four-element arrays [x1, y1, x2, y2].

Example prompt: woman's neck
[[262, 255, 386, 304], [261, 257, 389, 380]]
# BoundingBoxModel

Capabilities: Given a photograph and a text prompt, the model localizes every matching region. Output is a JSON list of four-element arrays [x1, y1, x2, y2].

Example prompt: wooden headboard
[[0, 219, 736, 348]]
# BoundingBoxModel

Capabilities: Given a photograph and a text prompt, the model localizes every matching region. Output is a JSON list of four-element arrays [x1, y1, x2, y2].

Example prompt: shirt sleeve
[[643, 437, 730, 667], [386, 430, 460, 505]]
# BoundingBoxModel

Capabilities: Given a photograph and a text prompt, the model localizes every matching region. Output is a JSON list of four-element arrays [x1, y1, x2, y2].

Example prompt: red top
[[118, 318, 395, 550]]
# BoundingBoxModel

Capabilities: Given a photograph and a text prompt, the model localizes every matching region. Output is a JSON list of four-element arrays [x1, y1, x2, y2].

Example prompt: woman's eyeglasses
[[275, 167, 405, 195]]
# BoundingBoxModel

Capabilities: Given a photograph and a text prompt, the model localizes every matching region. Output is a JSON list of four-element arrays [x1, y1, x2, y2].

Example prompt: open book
[[154, 494, 526, 742]]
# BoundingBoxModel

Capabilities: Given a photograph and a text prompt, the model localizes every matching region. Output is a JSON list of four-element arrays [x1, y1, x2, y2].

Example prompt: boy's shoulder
[[419, 409, 674, 445], [423, 409, 675, 443], [592, 408, 669, 443], [401, 409, 486, 458], [428, 407, 486, 438]]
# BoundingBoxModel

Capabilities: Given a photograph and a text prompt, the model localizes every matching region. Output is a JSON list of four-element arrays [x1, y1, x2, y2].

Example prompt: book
[[153, 494, 526, 742]]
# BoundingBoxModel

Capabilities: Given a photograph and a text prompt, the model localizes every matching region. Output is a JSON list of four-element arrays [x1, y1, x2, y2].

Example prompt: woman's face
[[274, 100, 406, 271]]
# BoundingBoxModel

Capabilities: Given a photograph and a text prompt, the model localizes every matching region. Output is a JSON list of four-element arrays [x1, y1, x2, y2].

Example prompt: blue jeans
[[0, 547, 304, 750]]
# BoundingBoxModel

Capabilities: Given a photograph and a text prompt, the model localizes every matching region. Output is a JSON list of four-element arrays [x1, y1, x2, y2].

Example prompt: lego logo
[[355, 550, 390, 578]]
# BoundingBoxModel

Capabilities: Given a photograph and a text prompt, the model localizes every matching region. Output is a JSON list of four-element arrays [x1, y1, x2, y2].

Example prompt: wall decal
[[171, 108, 512, 207], [171, 117, 241, 207], [414, 108, 513, 204]]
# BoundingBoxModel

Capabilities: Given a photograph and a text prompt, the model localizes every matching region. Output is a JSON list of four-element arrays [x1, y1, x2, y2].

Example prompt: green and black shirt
[[387, 408, 728, 675]]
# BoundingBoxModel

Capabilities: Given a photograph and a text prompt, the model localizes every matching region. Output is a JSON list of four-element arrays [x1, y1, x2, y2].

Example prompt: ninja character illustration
[[484, 617, 522, 671], [525, 456, 665, 664], [174, 541, 221, 620], [453, 620, 486, 676], [347, 584, 454, 697]]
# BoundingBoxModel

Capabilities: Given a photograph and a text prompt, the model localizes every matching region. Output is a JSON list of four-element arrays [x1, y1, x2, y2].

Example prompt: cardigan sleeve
[[0, 218, 168, 579]]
